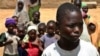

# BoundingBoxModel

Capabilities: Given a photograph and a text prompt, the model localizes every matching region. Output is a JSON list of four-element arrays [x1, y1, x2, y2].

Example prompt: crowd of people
[[0, 0, 100, 56]]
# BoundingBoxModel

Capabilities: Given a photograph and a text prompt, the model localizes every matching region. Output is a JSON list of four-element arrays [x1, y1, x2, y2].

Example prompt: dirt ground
[[0, 8, 100, 56]]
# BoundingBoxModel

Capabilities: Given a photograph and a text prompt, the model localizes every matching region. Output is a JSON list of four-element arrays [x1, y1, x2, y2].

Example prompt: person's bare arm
[[3, 40, 13, 46], [38, 38, 44, 51]]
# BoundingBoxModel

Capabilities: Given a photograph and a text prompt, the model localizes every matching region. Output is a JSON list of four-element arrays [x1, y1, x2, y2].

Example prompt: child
[[0, 18, 20, 56], [40, 20, 60, 49], [74, 0, 91, 42], [32, 11, 40, 25], [12, 16, 19, 24], [24, 0, 41, 21], [38, 23, 46, 38], [81, 2, 90, 24], [23, 26, 42, 56], [42, 3, 99, 56], [25, 11, 40, 28], [14, 0, 29, 28], [17, 27, 27, 56], [74, 0, 82, 9], [87, 23, 96, 41]]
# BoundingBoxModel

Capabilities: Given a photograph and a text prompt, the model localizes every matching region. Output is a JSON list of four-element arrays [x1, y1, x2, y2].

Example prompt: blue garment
[[18, 47, 27, 56], [40, 34, 59, 48]]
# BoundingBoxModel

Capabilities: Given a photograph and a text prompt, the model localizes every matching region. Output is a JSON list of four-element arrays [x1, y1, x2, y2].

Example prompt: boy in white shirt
[[42, 3, 99, 56]]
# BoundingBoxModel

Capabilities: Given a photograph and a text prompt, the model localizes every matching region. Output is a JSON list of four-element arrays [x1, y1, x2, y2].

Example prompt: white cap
[[27, 26, 37, 32]]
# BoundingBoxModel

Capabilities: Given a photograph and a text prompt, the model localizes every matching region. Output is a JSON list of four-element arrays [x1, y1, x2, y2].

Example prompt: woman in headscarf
[[14, 0, 29, 28], [24, 0, 41, 21]]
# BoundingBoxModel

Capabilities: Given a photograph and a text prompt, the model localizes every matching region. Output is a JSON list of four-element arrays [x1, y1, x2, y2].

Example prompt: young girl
[[40, 20, 60, 49], [38, 23, 46, 38], [23, 26, 43, 56], [14, 0, 29, 28], [0, 18, 20, 56], [17, 27, 27, 56]]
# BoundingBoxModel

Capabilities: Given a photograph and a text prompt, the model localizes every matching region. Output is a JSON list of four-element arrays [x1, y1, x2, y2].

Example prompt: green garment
[[81, 2, 87, 8], [28, 5, 40, 21]]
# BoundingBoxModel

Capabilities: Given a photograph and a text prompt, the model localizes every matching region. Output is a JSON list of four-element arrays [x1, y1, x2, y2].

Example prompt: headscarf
[[23, 25, 38, 43], [27, 25, 37, 32], [5, 18, 16, 26], [81, 2, 87, 8]]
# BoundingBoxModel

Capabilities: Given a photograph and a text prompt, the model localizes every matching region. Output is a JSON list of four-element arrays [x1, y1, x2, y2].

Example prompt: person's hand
[[6, 40, 13, 44], [21, 42, 26, 48], [4, 39, 13, 45]]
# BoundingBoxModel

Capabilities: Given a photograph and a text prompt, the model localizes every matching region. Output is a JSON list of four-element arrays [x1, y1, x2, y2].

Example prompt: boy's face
[[82, 6, 88, 13], [18, 2, 24, 11], [88, 23, 96, 34], [28, 30, 37, 39], [38, 26, 46, 34], [18, 28, 25, 38], [59, 11, 83, 42], [33, 12, 40, 22], [74, 0, 81, 9], [7, 24, 16, 34], [47, 23, 55, 35]]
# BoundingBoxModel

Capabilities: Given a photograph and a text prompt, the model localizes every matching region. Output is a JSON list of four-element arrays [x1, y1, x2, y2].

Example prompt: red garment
[[26, 42, 40, 56]]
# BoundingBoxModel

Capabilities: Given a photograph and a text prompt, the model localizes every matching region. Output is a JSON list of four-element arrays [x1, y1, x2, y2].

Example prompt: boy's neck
[[7, 31, 15, 35], [38, 33, 44, 37], [29, 37, 36, 42], [32, 21, 40, 25], [58, 37, 79, 51], [47, 33, 55, 37], [18, 8, 22, 12]]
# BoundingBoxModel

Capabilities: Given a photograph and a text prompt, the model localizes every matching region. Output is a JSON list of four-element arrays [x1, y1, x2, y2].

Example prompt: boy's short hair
[[32, 11, 40, 16], [47, 20, 56, 26], [38, 23, 46, 28], [56, 3, 81, 23]]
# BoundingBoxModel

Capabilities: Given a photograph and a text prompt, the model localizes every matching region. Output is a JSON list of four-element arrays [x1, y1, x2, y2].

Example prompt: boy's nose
[[74, 26, 80, 35]]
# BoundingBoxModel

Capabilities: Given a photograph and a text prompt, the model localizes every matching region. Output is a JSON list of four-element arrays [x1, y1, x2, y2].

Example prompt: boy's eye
[[66, 24, 74, 28], [69, 25, 74, 28]]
